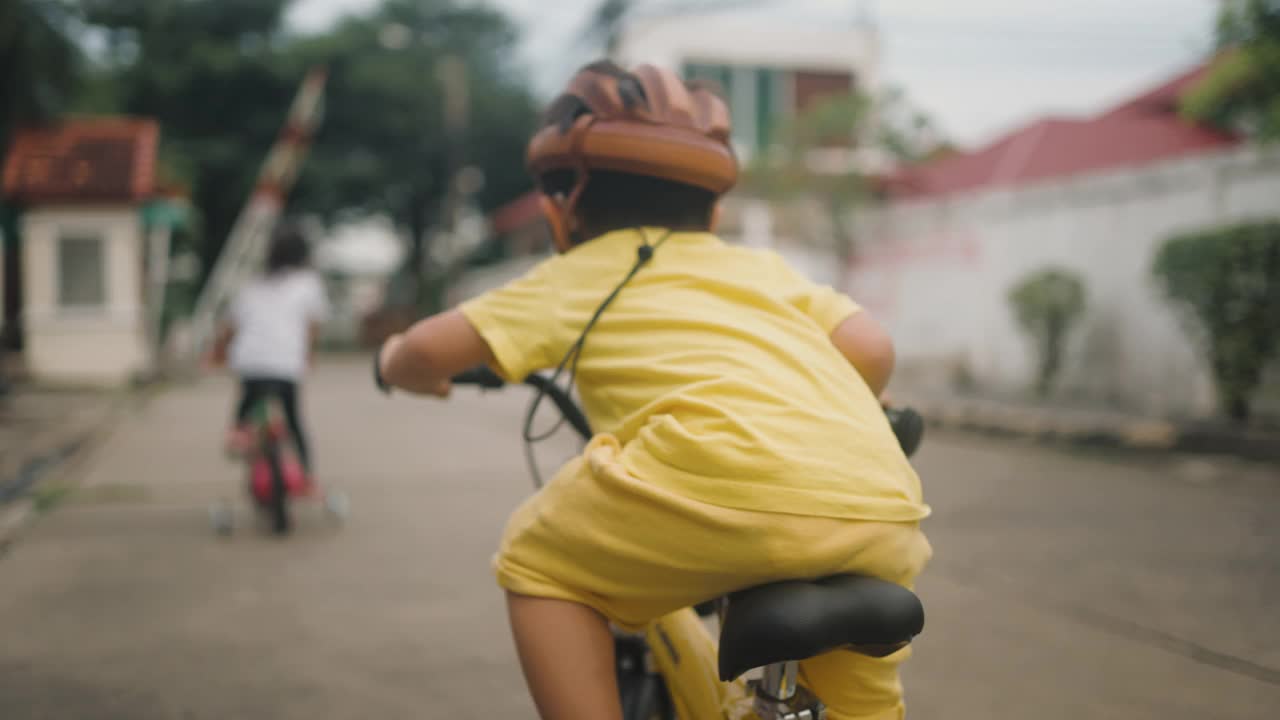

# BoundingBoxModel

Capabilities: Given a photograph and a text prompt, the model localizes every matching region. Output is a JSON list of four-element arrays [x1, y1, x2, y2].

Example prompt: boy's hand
[[376, 309, 495, 398], [427, 378, 452, 398], [376, 333, 453, 398], [374, 334, 401, 394]]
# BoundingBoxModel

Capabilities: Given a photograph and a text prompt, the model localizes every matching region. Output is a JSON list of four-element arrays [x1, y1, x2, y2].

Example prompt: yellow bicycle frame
[[643, 608, 761, 720]]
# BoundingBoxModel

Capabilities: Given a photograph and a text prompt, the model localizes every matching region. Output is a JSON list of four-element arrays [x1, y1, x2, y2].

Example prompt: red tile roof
[[3, 117, 160, 205], [886, 61, 1240, 200]]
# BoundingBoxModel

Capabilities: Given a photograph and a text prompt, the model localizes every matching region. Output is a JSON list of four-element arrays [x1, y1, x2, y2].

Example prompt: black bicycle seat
[[717, 575, 924, 681]]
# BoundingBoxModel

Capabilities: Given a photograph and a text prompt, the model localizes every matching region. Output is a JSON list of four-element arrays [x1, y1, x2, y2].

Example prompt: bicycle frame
[[642, 606, 827, 720], [644, 607, 755, 719]]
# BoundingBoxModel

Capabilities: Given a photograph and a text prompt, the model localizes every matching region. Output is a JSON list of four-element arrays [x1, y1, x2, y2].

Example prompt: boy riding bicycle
[[375, 61, 931, 720]]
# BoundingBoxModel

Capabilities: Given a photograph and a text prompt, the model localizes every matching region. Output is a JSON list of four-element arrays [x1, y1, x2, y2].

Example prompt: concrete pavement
[[1, 359, 1277, 718]]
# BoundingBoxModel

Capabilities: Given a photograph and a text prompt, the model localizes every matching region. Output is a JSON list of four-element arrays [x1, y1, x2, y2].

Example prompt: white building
[[2, 117, 184, 386], [614, 6, 881, 165]]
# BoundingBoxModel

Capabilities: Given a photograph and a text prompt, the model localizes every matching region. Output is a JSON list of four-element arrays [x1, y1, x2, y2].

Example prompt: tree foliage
[[63, 0, 538, 307], [1153, 221, 1280, 420], [1, 0, 82, 157], [1007, 268, 1087, 398], [78, 0, 298, 284], [287, 1, 537, 264], [1183, 0, 1280, 139], [738, 87, 942, 284]]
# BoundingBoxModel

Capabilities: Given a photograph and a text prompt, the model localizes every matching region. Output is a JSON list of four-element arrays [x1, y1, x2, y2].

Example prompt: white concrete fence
[[850, 145, 1280, 419]]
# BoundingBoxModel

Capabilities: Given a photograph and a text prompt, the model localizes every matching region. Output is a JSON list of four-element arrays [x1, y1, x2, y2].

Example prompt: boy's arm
[[829, 310, 896, 399], [770, 254, 895, 398], [378, 309, 494, 396]]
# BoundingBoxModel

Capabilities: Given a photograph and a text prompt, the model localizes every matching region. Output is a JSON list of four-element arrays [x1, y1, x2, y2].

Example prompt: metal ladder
[[184, 67, 328, 365]]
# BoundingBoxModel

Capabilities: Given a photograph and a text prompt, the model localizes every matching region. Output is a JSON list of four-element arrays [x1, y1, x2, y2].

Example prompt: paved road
[[1, 360, 1277, 719]]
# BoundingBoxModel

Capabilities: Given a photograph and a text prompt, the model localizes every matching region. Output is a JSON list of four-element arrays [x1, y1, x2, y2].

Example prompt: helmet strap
[[540, 116, 596, 252], [539, 194, 573, 253]]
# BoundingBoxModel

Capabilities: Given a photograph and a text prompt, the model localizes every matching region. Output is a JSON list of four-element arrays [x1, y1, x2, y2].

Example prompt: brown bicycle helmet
[[527, 62, 739, 199]]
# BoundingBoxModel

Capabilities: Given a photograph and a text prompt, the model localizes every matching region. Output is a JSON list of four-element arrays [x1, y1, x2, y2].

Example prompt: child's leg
[[276, 380, 311, 471], [506, 592, 623, 720], [800, 648, 911, 720], [226, 378, 262, 454], [233, 378, 262, 424]]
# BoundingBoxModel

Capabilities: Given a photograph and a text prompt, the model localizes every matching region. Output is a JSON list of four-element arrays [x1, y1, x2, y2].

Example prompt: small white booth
[[2, 117, 184, 386]]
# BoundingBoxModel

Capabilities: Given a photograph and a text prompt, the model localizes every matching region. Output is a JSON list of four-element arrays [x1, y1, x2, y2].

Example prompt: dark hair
[[538, 60, 719, 240], [266, 222, 310, 274], [541, 169, 717, 236]]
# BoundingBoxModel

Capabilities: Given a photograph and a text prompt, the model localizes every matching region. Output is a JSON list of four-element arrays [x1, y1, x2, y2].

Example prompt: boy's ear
[[539, 194, 575, 253], [709, 202, 723, 233]]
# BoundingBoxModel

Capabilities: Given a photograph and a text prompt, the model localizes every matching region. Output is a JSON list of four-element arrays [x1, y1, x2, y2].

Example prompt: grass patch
[[29, 484, 76, 514]]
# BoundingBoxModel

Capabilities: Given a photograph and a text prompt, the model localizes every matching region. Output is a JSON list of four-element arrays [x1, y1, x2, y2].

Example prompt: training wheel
[[208, 501, 235, 536], [323, 489, 350, 524]]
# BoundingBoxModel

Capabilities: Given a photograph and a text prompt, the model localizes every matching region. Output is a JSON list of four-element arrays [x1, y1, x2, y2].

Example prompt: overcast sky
[[288, 0, 1220, 147]]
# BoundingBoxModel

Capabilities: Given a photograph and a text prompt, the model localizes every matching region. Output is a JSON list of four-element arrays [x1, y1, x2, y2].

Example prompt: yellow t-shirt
[[459, 228, 928, 522]]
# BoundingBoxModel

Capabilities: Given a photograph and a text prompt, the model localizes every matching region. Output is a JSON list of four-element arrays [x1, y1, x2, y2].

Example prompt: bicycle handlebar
[[452, 366, 926, 458], [452, 366, 594, 440], [885, 406, 924, 458], [451, 366, 507, 389]]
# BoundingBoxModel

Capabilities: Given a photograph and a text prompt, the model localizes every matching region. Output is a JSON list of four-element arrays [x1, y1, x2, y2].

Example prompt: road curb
[[908, 397, 1279, 463]]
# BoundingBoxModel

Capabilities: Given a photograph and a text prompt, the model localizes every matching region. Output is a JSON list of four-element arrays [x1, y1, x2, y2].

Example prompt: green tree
[[0, 0, 82, 157], [1153, 221, 1280, 421], [1183, 0, 1280, 139], [739, 88, 941, 287], [739, 92, 869, 283], [78, 0, 298, 287], [286, 0, 537, 310], [74, 0, 535, 314], [1007, 268, 1087, 398]]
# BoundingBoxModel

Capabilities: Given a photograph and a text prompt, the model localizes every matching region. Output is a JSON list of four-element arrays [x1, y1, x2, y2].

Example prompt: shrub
[[1153, 221, 1280, 420], [1008, 268, 1087, 397]]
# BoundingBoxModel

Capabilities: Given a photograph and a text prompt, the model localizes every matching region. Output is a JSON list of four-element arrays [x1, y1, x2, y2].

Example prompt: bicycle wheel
[[264, 444, 290, 535], [616, 635, 675, 720], [619, 673, 674, 720]]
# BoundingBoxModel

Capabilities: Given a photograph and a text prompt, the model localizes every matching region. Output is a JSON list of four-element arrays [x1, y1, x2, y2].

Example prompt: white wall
[[22, 205, 151, 385], [850, 146, 1280, 418]]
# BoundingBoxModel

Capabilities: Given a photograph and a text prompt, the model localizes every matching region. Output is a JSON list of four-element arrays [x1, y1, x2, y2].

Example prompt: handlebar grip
[[523, 374, 594, 441], [452, 366, 507, 388], [886, 407, 925, 458]]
